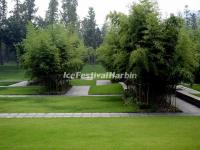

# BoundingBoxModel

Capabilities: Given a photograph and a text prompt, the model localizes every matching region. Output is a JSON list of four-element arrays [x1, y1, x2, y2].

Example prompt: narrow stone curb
[[0, 113, 200, 118]]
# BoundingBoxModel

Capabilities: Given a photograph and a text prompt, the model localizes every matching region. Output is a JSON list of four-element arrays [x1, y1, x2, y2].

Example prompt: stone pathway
[[177, 85, 200, 94], [173, 97, 200, 113], [9, 81, 29, 87], [0, 113, 200, 118], [65, 86, 90, 96], [96, 80, 111, 85]]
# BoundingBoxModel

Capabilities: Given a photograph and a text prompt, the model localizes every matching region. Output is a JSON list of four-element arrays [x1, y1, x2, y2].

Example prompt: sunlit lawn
[[183, 84, 200, 92], [0, 81, 18, 86], [89, 84, 124, 95], [0, 86, 45, 95], [82, 64, 106, 73], [0, 117, 200, 150], [70, 79, 96, 86], [0, 96, 138, 113], [0, 64, 26, 81]]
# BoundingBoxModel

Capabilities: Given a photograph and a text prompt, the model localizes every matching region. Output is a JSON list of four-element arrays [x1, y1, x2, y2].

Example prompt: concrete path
[[65, 86, 90, 96], [96, 80, 111, 85], [177, 85, 200, 94], [0, 113, 200, 118], [9, 81, 29, 87], [173, 97, 200, 113]]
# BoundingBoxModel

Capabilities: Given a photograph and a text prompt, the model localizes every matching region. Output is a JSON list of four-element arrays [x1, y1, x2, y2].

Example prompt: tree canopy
[[97, 0, 197, 105], [21, 24, 86, 91]]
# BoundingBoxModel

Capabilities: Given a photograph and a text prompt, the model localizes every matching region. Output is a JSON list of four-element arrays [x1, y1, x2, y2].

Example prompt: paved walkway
[[9, 81, 29, 87], [65, 86, 90, 96], [174, 97, 200, 113], [177, 85, 200, 94], [0, 113, 200, 118], [96, 80, 111, 85]]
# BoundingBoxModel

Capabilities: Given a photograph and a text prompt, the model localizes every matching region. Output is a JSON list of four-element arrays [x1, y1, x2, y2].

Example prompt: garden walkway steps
[[96, 80, 111, 85], [0, 113, 200, 118], [175, 97, 200, 113], [9, 81, 29, 87], [65, 86, 90, 96]]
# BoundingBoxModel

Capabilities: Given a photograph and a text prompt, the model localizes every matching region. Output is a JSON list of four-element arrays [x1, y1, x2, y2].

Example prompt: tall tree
[[81, 7, 97, 49], [184, 5, 190, 27], [35, 16, 47, 28], [24, 0, 37, 22], [101, 22, 108, 39], [0, 0, 6, 25], [4, 0, 26, 63], [95, 27, 103, 48], [61, 0, 78, 28], [45, 0, 59, 25], [0, 0, 7, 65], [190, 13, 198, 30]]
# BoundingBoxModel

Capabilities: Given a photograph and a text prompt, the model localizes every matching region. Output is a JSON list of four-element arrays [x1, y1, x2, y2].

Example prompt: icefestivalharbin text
[[63, 72, 137, 79]]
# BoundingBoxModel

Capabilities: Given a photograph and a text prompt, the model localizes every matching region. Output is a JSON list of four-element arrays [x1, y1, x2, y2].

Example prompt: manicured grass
[[194, 94, 200, 97], [0, 86, 45, 95], [89, 84, 124, 95], [0, 81, 18, 86], [0, 117, 200, 150], [183, 84, 200, 92], [70, 79, 96, 86], [82, 64, 106, 73], [0, 64, 26, 81], [0, 96, 137, 113]]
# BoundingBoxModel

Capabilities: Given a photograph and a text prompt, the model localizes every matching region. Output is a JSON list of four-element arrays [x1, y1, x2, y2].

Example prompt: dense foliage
[[98, 0, 197, 105], [81, 7, 103, 64], [20, 24, 85, 91]]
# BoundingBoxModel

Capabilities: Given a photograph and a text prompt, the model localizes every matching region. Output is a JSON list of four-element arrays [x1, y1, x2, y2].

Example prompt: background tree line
[[0, 0, 103, 65], [0, 0, 104, 93]]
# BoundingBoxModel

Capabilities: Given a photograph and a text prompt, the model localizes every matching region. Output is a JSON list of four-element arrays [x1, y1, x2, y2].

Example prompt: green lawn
[[0, 81, 18, 86], [89, 84, 124, 95], [70, 79, 96, 86], [82, 64, 106, 73], [0, 64, 26, 81], [0, 117, 200, 150], [194, 94, 200, 97], [0, 96, 138, 113], [183, 84, 200, 92], [0, 86, 45, 95]]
